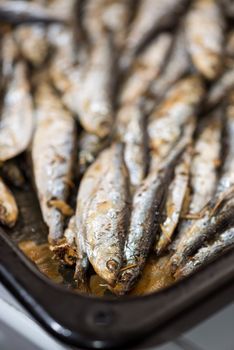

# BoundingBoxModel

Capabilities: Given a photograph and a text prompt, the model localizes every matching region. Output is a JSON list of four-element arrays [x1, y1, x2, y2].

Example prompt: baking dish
[[0, 183, 233, 350]]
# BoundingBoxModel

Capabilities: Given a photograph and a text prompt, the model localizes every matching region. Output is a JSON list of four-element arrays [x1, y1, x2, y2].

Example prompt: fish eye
[[106, 259, 119, 272]]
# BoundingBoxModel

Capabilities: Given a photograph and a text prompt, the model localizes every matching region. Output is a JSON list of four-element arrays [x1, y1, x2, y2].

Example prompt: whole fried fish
[[0, 176, 18, 227], [124, 0, 188, 58], [119, 33, 172, 105], [53, 146, 114, 283], [185, 0, 224, 80], [84, 143, 130, 286], [148, 75, 204, 171], [32, 80, 76, 245], [114, 135, 189, 295], [123, 103, 148, 188], [175, 228, 234, 279], [0, 61, 34, 162], [171, 98, 233, 268], [14, 24, 49, 67], [71, 146, 114, 284], [155, 145, 192, 254]]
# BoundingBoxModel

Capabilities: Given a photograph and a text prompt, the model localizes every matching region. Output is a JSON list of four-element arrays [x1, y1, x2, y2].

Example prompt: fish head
[[93, 250, 122, 287], [111, 265, 140, 295]]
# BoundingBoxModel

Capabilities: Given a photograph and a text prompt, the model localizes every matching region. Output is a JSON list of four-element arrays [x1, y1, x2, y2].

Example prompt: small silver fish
[[114, 135, 189, 295], [0, 176, 18, 227], [155, 145, 193, 254], [123, 104, 148, 188], [0, 61, 34, 162], [185, 0, 225, 80], [174, 228, 234, 279], [61, 146, 114, 284], [84, 143, 130, 286], [148, 75, 205, 171], [32, 79, 76, 245]]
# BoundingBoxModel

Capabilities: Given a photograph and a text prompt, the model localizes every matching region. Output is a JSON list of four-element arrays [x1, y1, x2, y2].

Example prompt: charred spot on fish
[[106, 259, 119, 272], [120, 271, 133, 283]]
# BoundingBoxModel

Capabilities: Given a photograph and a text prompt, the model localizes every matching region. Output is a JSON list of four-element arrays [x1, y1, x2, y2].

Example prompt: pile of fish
[[0, 0, 234, 296]]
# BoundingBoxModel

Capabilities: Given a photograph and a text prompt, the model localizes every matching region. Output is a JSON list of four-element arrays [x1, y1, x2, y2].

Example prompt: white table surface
[[0, 283, 233, 350]]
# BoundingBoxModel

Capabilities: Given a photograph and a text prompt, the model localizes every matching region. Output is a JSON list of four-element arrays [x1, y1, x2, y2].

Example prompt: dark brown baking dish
[[0, 182, 233, 350]]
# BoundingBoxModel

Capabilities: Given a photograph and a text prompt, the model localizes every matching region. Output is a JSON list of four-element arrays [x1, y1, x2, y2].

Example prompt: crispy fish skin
[[14, 24, 49, 67], [32, 81, 76, 245], [0, 176, 18, 227], [125, 0, 188, 57], [185, 0, 224, 80], [156, 146, 192, 254], [0, 61, 34, 162], [123, 104, 147, 188], [84, 143, 130, 286], [148, 75, 205, 170], [113, 136, 189, 295], [174, 228, 234, 279], [171, 99, 233, 268], [119, 33, 172, 105]]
